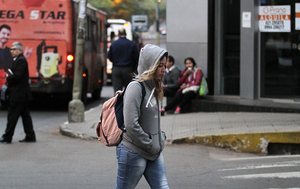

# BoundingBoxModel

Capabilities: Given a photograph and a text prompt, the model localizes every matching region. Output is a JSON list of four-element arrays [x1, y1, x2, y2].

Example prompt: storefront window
[[222, 0, 240, 95], [260, 0, 300, 99]]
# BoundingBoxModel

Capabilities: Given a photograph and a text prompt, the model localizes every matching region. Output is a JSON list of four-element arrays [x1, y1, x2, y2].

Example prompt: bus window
[[92, 21, 96, 43], [86, 16, 91, 41], [97, 20, 102, 42]]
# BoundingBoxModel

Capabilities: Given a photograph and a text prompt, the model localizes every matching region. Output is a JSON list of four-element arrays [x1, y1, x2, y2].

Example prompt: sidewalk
[[60, 87, 300, 154], [60, 105, 300, 154]]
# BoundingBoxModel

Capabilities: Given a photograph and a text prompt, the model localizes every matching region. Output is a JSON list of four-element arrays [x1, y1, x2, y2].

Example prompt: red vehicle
[[0, 0, 107, 103]]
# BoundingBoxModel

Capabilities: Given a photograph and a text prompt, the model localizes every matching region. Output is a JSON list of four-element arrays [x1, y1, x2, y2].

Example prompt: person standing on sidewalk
[[0, 42, 36, 143], [108, 28, 139, 93], [116, 44, 169, 189]]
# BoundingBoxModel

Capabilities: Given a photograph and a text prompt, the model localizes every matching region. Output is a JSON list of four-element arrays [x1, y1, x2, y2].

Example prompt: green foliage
[[88, 0, 166, 24], [89, 0, 113, 8]]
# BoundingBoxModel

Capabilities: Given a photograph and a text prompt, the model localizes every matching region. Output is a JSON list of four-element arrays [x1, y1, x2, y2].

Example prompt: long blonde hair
[[135, 53, 167, 102]]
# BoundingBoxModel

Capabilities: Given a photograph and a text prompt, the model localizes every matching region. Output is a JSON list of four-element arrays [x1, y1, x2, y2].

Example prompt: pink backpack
[[96, 82, 145, 146]]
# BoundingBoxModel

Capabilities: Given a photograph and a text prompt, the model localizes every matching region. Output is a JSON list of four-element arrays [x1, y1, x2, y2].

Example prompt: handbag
[[1, 84, 9, 101], [190, 67, 208, 96], [199, 76, 208, 96], [182, 85, 199, 94]]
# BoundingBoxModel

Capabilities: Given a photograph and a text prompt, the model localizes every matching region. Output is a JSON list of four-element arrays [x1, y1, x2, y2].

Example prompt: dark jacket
[[163, 67, 181, 89], [6, 54, 32, 102], [0, 46, 13, 71], [107, 37, 139, 68]]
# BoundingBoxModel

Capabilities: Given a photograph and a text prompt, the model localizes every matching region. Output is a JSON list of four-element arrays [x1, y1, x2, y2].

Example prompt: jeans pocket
[[116, 144, 121, 159], [127, 149, 139, 157]]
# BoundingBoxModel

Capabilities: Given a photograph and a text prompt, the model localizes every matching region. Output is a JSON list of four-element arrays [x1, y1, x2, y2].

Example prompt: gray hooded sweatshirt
[[121, 44, 167, 161]]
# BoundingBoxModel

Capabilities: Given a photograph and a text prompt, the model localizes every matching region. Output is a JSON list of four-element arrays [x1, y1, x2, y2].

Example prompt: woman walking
[[116, 44, 169, 189]]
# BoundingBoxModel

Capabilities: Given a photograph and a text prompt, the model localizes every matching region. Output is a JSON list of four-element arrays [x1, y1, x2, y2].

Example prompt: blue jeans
[[116, 144, 169, 189]]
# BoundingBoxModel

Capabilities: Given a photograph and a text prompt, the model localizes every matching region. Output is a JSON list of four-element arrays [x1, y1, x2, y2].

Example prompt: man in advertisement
[[0, 24, 33, 88], [0, 24, 13, 72]]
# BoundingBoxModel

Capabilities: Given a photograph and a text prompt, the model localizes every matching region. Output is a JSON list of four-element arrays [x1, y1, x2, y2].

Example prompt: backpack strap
[[139, 81, 146, 105], [124, 81, 146, 105], [194, 67, 199, 81]]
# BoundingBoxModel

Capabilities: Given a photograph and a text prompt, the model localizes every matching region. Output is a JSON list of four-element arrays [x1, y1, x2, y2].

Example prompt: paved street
[[1, 132, 299, 189], [216, 155, 300, 188], [0, 108, 257, 189], [0, 86, 300, 188]]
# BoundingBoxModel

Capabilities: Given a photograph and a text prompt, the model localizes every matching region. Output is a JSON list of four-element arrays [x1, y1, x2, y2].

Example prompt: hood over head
[[137, 44, 167, 75]]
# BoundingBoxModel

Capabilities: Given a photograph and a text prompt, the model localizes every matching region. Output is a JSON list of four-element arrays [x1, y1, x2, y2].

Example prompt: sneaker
[[161, 108, 165, 116], [174, 107, 181, 114]]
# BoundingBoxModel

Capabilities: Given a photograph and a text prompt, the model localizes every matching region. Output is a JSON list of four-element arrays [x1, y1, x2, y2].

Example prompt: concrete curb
[[59, 124, 97, 140], [59, 104, 102, 140], [172, 131, 300, 154], [60, 123, 300, 154]]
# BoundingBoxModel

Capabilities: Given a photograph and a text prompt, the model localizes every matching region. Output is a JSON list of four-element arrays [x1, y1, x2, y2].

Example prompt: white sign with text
[[295, 3, 300, 30], [242, 12, 251, 28], [259, 5, 291, 32]]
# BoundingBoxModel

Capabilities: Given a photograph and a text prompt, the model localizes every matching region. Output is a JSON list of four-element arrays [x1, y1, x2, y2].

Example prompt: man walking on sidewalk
[[108, 28, 139, 93], [0, 42, 36, 143]]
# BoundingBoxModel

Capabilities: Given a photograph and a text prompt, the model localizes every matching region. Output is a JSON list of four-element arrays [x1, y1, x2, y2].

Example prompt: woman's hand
[[180, 84, 189, 89], [184, 69, 193, 76]]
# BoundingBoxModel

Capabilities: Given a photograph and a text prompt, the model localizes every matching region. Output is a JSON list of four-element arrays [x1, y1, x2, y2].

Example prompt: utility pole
[[156, 0, 160, 46], [68, 0, 86, 123]]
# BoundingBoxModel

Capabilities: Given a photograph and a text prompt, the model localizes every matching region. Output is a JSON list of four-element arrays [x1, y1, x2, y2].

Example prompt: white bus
[[107, 19, 133, 42]]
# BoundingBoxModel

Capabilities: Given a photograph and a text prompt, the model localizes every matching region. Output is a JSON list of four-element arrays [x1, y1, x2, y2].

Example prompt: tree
[[88, 0, 166, 25]]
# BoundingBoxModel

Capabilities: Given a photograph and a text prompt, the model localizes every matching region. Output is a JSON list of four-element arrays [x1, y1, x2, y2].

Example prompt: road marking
[[269, 188, 300, 189], [222, 154, 300, 161], [223, 171, 300, 179], [219, 161, 300, 171]]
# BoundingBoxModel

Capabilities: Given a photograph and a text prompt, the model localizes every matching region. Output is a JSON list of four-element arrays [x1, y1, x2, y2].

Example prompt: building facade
[[166, 0, 300, 102]]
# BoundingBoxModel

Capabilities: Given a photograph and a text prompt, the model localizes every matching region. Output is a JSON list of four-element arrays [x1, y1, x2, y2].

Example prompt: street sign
[[132, 15, 148, 32]]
